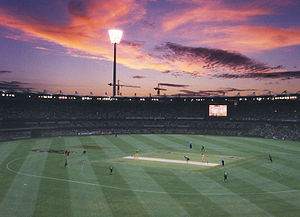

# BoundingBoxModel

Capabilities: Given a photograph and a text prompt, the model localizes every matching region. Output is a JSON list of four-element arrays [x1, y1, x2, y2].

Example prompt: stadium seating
[[0, 92, 299, 141]]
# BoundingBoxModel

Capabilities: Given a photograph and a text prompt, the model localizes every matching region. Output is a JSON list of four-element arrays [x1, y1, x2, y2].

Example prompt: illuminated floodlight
[[108, 29, 123, 96], [108, 29, 123, 44]]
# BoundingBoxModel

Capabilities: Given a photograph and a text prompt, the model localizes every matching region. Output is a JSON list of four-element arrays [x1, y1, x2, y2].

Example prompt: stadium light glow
[[108, 30, 123, 44], [108, 29, 123, 97]]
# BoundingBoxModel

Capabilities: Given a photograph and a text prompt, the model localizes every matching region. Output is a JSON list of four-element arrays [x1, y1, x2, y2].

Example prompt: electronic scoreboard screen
[[209, 105, 228, 117]]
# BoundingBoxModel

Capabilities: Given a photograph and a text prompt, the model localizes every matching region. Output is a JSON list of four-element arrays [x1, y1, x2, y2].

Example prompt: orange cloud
[[68, 0, 145, 37], [201, 25, 300, 52], [162, 3, 273, 32], [0, 8, 105, 53], [0, 0, 145, 60]]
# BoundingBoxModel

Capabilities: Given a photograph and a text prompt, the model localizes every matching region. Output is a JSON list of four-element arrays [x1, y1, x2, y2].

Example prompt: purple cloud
[[0, 80, 33, 91], [132, 75, 146, 79], [122, 40, 145, 48], [0, 70, 12, 74], [155, 42, 271, 74], [159, 83, 189, 88], [214, 70, 300, 80], [178, 87, 257, 96]]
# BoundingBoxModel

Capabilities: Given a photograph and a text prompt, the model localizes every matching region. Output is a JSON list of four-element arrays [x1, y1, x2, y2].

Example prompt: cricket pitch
[[123, 156, 219, 166]]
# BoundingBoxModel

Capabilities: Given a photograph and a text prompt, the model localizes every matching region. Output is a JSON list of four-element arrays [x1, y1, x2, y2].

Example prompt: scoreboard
[[208, 105, 227, 117]]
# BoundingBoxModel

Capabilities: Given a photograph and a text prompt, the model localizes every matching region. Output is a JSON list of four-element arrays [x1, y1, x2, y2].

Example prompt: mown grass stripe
[[205, 135, 266, 156], [211, 135, 300, 165], [251, 159, 300, 183], [140, 134, 181, 152], [133, 134, 178, 151], [117, 134, 163, 153], [243, 137, 300, 152], [193, 135, 257, 156], [0, 138, 50, 217], [103, 134, 140, 155], [230, 166, 300, 211], [212, 168, 298, 216], [118, 134, 152, 151], [0, 140, 21, 205], [0, 141, 20, 165], [65, 136, 113, 217], [81, 136, 150, 217], [0, 139, 35, 206], [172, 169, 273, 217], [100, 135, 191, 217], [33, 137, 72, 217], [266, 155, 300, 171], [227, 136, 291, 155], [243, 162, 300, 207], [119, 165, 191, 217], [234, 137, 300, 156], [145, 167, 229, 217], [176, 134, 246, 157], [148, 134, 191, 152], [226, 137, 300, 165]]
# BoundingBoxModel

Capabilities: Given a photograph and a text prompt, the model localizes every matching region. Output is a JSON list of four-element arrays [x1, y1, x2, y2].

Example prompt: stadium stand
[[0, 91, 299, 141]]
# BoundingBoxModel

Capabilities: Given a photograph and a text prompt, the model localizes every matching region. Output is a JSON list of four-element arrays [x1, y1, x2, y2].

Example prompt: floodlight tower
[[108, 29, 123, 97]]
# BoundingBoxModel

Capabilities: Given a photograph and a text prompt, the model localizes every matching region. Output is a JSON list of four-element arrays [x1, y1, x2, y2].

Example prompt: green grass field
[[1, 134, 300, 217]]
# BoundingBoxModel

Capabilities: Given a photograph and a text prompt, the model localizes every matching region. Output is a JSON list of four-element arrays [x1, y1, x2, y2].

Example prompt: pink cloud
[[201, 25, 300, 52], [162, 2, 273, 31], [132, 75, 146, 79], [34, 46, 49, 51], [0, 0, 146, 59]]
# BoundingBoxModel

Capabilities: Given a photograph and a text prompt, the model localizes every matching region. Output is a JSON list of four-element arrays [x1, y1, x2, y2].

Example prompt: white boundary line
[[6, 157, 299, 196], [123, 156, 219, 166]]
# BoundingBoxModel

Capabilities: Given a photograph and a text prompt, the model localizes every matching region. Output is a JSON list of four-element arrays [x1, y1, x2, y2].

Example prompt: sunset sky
[[0, 0, 300, 97]]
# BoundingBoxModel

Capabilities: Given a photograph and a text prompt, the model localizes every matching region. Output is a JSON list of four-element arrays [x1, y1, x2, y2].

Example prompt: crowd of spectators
[[0, 95, 299, 141], [248, 123, 300, 141], [231, 101, 299, 121], [0, 100, 206, 120]]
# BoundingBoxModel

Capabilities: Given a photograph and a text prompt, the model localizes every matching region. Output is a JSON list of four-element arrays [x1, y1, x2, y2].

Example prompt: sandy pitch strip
[[123, 156, 219, 167]]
